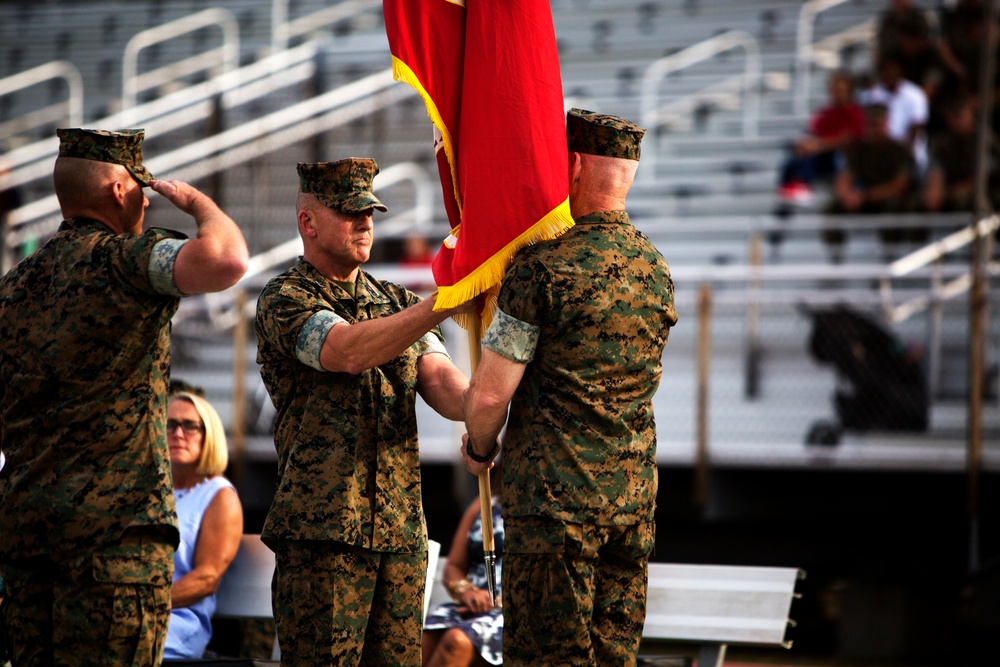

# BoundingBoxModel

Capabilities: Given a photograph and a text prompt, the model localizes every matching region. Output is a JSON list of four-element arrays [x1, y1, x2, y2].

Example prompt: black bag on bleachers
[[805, 304, 928, 433]]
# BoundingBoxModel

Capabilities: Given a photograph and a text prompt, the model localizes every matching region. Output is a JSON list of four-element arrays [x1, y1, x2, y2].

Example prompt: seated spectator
[[825, 103, 920, 261], [859, 55, 930, 174], [422, 467, 503, 667], [163, 391, 244, 660], [778, 71, 865, 205], [925, 96, 1000, 212]]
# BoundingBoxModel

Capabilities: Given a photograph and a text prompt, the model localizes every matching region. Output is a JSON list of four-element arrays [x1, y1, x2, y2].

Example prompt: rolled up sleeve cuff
[[148, 239, 187, 297], [420, 332, 449, 358], [482, 309, 538, 364], [296, 311, 345, 371]]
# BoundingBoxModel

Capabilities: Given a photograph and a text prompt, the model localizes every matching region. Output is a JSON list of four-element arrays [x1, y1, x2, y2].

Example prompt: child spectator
[[778, 71, 865, 205]]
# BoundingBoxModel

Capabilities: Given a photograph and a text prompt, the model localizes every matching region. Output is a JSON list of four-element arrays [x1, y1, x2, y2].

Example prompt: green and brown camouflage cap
[[566, 108, 645, 161], [56, 128, 153, 186], [297, 158, 388, 213]]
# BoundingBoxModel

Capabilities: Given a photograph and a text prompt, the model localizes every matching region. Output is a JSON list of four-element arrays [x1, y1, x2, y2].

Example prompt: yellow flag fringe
[[435, 198, 574, 332], [390, 56, 463, 215]]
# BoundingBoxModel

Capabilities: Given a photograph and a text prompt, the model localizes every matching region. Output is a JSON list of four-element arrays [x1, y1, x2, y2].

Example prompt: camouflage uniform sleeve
[[107, 227, 187, 296], [295, 310, 347, 371], [148, 238, 187, 297], [256, 278, 339, 369], [482, 308, 539, 363], [391, 280, 448, 358]]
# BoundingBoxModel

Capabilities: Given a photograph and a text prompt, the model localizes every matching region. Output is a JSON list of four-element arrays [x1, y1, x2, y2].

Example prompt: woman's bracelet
[[447, 578, 476, 604]]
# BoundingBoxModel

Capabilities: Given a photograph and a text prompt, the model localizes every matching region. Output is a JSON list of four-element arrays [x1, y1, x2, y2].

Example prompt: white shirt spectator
[[860, 78, 929, 172]]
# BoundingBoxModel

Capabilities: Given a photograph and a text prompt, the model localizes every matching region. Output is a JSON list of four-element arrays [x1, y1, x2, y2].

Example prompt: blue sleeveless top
[[163, 476, 236, 659]]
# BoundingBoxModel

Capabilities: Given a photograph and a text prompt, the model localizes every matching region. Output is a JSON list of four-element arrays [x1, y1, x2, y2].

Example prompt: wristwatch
[[466, 437, 499, 463]]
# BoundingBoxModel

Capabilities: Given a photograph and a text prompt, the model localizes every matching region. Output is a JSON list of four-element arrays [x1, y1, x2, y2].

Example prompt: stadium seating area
[[2, 3, 997, 460], [3, 1, 1000, 662]]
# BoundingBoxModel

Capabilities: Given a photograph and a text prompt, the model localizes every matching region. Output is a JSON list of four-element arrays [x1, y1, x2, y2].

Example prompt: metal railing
[[639, 30, 761, 182], [6, 67, 415, 247], [0, 42, 320, 201], [271, 0, 382, 54], [0, 61, 83, 139], [121, 8, 241, 123], [794, 0, 867, 116]]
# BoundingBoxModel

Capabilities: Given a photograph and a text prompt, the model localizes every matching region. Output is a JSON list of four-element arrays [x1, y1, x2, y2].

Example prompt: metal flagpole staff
[[467, 320, 498, 606]]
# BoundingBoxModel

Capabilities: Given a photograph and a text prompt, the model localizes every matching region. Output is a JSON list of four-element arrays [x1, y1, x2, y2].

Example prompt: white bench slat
[[644, 563, 803, 648], [214, 534, 274, 619]]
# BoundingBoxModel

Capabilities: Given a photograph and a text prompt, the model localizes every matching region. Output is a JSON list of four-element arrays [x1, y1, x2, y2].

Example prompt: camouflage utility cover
[[566, 108, 645, 161], [0, 218, 186, 559], [254, 259, 440, 552], [57, 128, 154, 186], [489, 210, 677, 526], [297, 158, 388, 213]]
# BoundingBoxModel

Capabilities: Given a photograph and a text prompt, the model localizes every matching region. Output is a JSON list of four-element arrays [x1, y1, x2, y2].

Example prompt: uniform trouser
[[502, 517, 655, 667], [0, 525, 174, 667], [271, 540, 426, 667]]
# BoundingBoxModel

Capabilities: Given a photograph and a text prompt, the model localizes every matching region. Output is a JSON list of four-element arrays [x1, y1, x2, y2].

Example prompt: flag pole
[[467, 319, 498, 606]]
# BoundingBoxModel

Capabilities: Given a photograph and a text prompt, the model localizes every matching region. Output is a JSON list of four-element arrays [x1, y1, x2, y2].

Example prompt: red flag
[[384, 0, 574, 325]]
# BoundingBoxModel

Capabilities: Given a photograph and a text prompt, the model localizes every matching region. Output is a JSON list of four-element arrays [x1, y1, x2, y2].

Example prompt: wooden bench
[[639, 562, 805, 667], [425, 558, 804, 667]]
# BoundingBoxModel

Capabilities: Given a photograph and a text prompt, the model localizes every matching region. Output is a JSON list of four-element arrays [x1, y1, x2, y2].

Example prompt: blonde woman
[[163, 391, 244, 660]]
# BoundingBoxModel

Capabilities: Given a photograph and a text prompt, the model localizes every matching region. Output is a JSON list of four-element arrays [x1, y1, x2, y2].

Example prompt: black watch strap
[[466, 438, 499, 463]]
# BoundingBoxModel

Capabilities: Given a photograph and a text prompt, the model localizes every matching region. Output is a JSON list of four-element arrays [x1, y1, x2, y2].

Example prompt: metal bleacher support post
[[695, 282, 713, 511], [639, 30, 761, 184]]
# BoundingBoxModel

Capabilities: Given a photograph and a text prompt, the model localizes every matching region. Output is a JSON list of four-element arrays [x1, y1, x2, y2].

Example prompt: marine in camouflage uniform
[[254, 158, 470, 667], [0, 128, 248, 666], [462, 110, 678, 667]]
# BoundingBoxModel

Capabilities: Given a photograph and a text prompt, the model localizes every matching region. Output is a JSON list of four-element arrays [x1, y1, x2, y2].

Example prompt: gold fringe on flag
[[435, 198, 574, 333], [391, 56, 463, 215]]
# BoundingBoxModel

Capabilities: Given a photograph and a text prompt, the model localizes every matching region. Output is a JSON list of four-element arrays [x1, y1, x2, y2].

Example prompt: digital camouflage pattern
[[566, 108, 645, 161], [489, 210, 677, 526], [254, 258, 440, 551], [272, 540, 424, 666], [57, 128, 154, 186], [0, 217, 185, 560], [297, 158, 388, 213], [1, 526, 174, 666], [502, 517, 654, 667]]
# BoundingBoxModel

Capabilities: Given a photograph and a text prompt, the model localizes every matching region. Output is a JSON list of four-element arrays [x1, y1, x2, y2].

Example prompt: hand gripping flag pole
[[467, 320, 497, 603], [385, 0, 573, 606]]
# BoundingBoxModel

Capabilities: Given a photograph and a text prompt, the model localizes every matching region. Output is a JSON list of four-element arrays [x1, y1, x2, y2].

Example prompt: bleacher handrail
[[795, 0, 850, 116], [0, 42, 321, 200], [0, 61, 83, 139], [639, 30, 761, 182], [881, 214, 1000, 323], [6, 67, 415, 247], [121, 8, 241, 121], [271, 0, 382, 54]]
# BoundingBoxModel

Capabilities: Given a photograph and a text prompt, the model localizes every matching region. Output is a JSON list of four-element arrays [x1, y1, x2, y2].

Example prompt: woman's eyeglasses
[[167, 419, 204, 435]]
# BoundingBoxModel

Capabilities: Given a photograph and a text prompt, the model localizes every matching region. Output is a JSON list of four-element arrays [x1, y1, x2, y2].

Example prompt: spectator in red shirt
[[778, 71, 866, 205]]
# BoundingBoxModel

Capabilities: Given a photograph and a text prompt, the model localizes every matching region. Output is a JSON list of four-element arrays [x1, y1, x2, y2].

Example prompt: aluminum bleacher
[[1, 0, 994, 475]]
